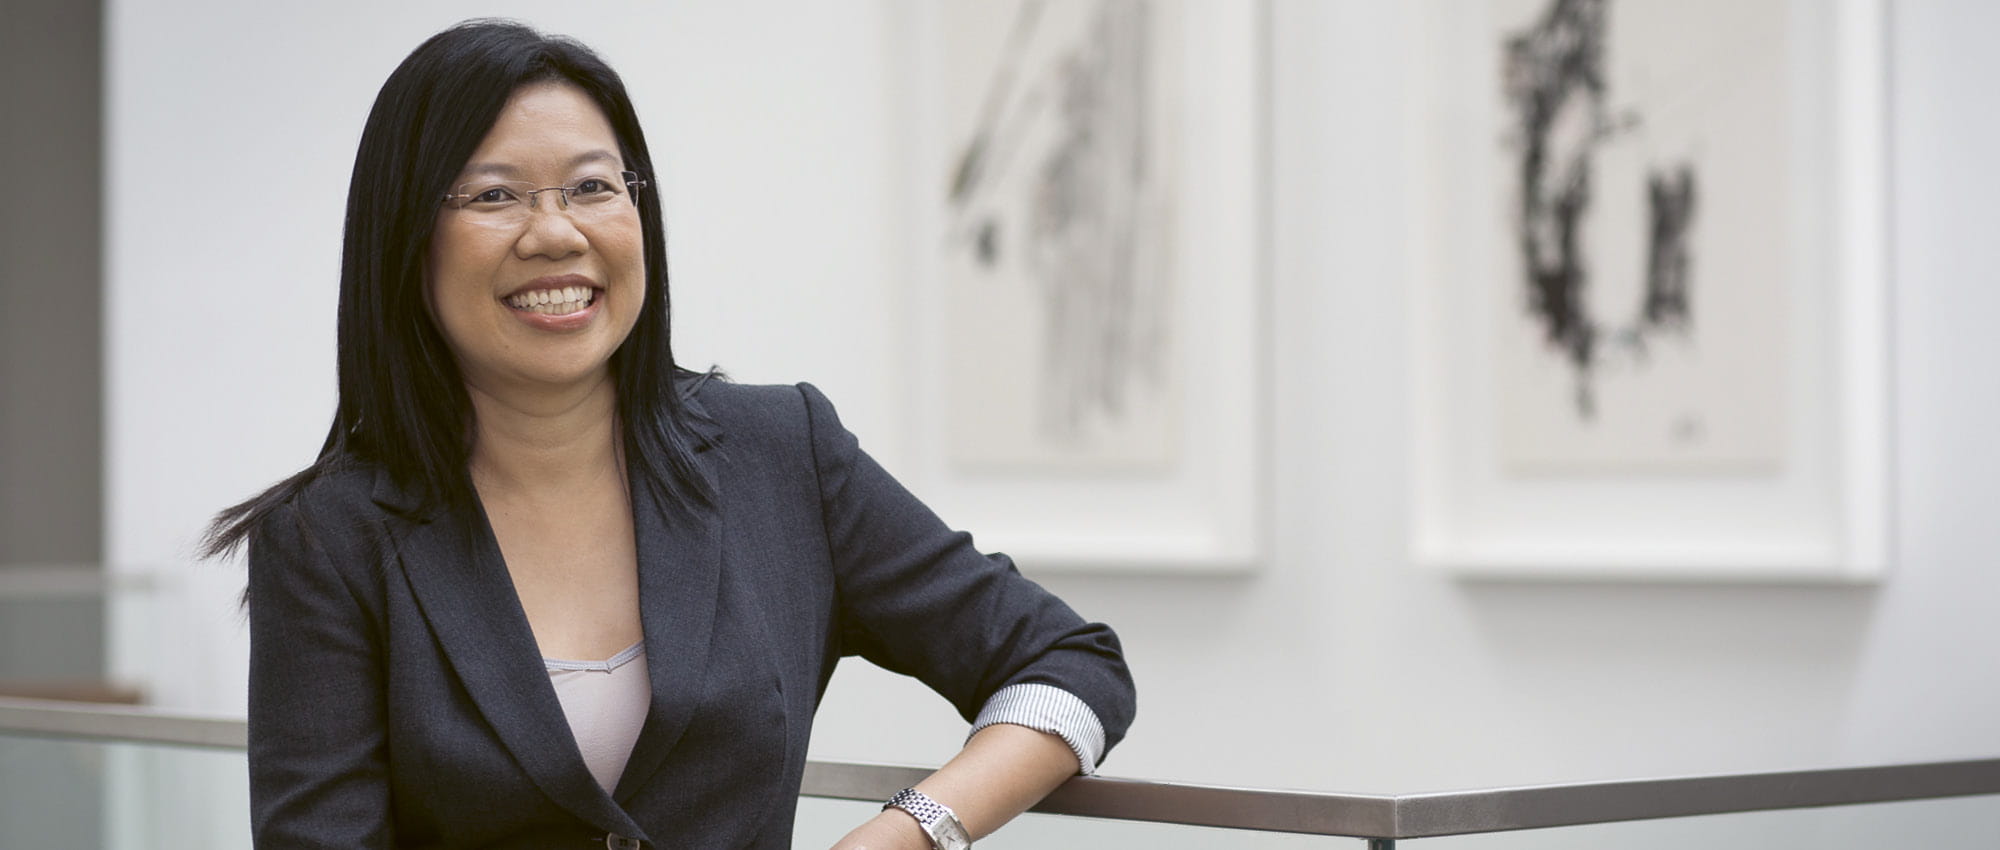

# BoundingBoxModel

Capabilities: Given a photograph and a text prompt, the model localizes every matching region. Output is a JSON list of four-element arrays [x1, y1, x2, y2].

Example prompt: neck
[[464, 372, 623, 498]]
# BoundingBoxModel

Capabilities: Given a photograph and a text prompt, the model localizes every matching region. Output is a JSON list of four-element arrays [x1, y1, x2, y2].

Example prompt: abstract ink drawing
[[937, 0, 1177, 469], [1489, 0, 1791, 471], [1504, 0, 1699, 421]]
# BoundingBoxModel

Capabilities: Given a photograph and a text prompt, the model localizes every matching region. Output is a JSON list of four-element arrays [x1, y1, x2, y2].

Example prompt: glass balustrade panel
[[0, 733, 250, 850]]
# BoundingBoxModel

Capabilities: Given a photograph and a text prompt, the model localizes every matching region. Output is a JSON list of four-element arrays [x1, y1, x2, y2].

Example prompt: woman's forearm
[[831, 723, 1081, 849], [910, 722, 1082, 837]]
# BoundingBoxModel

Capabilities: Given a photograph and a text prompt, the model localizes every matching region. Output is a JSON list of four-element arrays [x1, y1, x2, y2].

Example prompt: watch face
[[929, 819, 972, 850]]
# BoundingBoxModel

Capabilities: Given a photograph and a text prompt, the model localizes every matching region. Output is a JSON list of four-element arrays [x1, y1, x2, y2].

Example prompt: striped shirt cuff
[[969, 682, 1107, 775]]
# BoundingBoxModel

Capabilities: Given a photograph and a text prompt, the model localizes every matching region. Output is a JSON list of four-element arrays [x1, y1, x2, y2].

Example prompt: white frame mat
[[1406, 0, 1889, 581], [901, 0, 1266, 574]]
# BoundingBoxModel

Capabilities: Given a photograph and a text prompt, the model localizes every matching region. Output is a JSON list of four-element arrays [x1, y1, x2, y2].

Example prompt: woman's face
[[426, 81, 645, 398]]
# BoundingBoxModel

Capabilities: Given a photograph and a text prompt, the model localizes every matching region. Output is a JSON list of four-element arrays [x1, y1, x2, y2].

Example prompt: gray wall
[[0, 0, 105, 678], [1, 0, 104, 575], [0, 0, 106, 846]]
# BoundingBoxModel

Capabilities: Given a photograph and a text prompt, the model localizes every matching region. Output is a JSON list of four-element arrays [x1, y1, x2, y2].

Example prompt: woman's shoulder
[[679, 375, 839, 436], [241, 455, 400, 613], [260, 454, 411, 542]]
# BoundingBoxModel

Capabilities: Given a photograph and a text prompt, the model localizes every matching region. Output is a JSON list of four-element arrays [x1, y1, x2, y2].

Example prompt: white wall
[[105, 1, 2000, 847]]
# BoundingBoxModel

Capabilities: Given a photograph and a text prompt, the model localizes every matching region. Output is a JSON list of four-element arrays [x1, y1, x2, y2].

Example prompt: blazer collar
[[382, 438, 725, 836], [392, 491, 650, 838], [611, 458, 722, 802]]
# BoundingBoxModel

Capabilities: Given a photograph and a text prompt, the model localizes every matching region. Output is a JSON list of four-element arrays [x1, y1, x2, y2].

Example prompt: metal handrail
[[0, 696, 244, 749], [4, 696, 1998, 841], [0, 565, 157, 599]]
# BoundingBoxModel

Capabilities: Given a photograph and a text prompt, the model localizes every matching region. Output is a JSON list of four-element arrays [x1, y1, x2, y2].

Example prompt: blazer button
[[603, 835, 645, 850]]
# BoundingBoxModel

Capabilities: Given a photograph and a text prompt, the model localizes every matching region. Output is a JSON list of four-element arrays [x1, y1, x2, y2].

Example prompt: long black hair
[[203, 19, 712, 558]]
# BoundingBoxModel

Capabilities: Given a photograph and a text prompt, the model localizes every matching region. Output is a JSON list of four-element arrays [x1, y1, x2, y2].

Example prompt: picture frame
[[897, 0, 1266, 574], [1406, 0, 1889, 580]]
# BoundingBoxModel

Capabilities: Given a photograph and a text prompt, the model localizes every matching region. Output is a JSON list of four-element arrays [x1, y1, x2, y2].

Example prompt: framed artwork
[[900, 0, 1264, 573], [1407, 0, 1888, 579]]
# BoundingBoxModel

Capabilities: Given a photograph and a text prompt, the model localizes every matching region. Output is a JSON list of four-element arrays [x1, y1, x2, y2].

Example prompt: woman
[[204, 19, 1134, 850]]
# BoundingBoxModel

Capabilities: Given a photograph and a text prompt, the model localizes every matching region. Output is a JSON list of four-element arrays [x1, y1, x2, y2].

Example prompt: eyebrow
[[459, 149, 622, 179]]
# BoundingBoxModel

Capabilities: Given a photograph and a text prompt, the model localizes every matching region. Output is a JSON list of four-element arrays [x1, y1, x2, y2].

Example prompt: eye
[[469, 185, 521, 204], [571, 177, 616, 198]]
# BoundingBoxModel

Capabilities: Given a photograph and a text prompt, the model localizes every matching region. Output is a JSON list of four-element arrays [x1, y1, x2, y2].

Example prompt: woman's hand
[[828, 809, 933, 850]]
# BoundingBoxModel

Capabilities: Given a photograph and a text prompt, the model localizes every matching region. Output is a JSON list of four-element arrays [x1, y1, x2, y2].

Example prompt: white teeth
[[506, 285, 595, 314]]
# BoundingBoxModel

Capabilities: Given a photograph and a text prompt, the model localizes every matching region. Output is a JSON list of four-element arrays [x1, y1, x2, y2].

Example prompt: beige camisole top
[[544, 641, 650, 793]]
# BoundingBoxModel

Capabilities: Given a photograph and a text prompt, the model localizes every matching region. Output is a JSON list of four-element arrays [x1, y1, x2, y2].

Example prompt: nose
[[514, 200, 589, 260]]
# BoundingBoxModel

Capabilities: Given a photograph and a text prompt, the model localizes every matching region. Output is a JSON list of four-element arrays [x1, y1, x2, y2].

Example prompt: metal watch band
[[883, 787, 972, 850]]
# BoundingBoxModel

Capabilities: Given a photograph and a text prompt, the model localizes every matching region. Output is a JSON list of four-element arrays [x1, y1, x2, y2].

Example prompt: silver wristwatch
[[883, 787, 972, 850]]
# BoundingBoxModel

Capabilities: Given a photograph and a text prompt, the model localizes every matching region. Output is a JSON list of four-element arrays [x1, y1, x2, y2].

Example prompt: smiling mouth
[[504, 285, 599, 316]]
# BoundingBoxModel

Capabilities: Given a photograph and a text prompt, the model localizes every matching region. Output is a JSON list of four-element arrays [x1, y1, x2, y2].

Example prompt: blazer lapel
[[610, 453, 724, 803], [381, 473, 645, 837]]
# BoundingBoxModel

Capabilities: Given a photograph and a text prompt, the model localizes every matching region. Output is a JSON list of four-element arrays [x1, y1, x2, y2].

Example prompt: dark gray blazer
[[246, 381, 1135, 849]]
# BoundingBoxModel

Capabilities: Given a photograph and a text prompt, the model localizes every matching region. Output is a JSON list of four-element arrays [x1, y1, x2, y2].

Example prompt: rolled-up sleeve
[[800, 382, 1136, 762], [971, 682, 1107, 774]]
